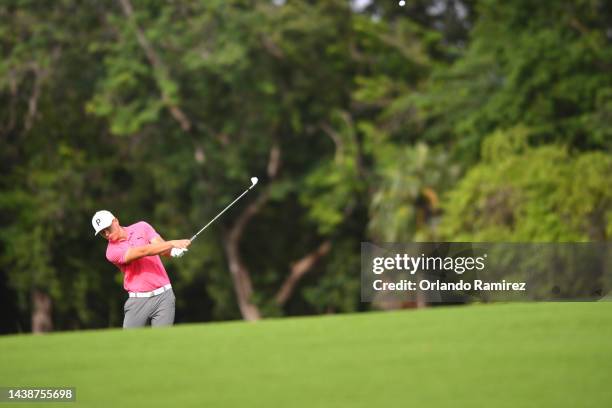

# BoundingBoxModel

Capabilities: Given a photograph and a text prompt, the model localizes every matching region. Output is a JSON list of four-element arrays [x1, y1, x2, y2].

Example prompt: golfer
[[92, 210, 191, 328]]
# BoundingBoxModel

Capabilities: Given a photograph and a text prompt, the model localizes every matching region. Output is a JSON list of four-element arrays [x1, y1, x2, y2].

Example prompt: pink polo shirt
[[106, 221, 171, 293]]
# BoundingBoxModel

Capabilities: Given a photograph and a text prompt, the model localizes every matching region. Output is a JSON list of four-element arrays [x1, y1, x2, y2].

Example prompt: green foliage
[[302, 240, 361, 314], [369, 142, 459, 242], [440, 130, 612, 242], [299, 111, 363, 235], [399, 0, 612, 162]]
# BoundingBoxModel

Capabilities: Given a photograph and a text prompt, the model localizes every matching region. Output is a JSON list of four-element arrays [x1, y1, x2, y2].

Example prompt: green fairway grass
[[1, 303, 611, 407]]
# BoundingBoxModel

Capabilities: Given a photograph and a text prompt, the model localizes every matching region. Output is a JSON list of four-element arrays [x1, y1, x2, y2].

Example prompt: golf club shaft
[[190, 187, 251, 241]]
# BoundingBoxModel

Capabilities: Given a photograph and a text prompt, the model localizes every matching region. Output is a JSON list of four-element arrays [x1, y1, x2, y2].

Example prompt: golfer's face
[[101, 219, 120, 241]]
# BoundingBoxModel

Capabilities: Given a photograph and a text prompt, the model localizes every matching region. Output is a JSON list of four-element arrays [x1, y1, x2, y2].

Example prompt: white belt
[[128, 284, 172, 298]]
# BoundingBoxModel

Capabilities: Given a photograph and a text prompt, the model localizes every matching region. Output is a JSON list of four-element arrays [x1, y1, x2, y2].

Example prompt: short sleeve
[[140, 221, 160, 243], [106, 241, 129, 265]]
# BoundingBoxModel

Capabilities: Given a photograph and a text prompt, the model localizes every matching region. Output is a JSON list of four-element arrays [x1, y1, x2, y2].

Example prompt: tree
[[0, 0, 126, 332], [440, 128, 612, 242], [405, 0, 612, 162]]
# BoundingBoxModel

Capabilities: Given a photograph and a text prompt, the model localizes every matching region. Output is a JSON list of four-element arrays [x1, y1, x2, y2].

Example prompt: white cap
[[92, 210, 115, 236]]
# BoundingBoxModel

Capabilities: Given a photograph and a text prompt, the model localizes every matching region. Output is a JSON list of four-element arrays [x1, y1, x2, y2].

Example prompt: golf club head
[[250, 177, 259, 189]]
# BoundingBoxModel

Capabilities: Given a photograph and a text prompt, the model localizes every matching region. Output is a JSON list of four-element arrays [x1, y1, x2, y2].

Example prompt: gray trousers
[[123, 289, 175, 328]]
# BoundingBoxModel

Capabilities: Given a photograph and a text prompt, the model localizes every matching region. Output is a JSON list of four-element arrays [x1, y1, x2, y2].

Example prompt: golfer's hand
[[171, 239, 191, 249], [171, 247, 188, 258]]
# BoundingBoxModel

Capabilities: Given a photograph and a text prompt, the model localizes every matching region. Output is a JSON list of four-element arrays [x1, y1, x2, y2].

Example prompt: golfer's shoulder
[[131, 220, 153, 230]]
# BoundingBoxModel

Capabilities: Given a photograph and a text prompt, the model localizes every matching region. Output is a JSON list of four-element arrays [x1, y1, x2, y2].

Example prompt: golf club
[[189, 176, 259, 242]]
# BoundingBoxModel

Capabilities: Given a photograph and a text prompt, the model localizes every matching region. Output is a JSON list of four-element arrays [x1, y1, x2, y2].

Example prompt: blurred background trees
[[0, 0, 610, 332]]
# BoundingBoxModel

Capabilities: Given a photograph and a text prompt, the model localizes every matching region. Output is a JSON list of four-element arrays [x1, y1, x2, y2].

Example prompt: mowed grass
[[1, 303, 611, 408]]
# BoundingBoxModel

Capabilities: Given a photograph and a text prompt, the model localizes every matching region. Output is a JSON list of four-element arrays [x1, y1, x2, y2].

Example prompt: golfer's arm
[[124, 241, 173, 263], [151, 236, 172, 258]]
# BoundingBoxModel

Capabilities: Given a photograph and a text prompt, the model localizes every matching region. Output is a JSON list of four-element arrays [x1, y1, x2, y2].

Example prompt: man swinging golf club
[[92, 210, 191, 328], [93, 177, 259, 328]]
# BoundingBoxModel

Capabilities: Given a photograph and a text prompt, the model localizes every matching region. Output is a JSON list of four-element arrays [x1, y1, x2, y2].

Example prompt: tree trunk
[[275, 240, 332, 306], [221, 142, 280, 321], [222, 232, 261, 321], [31, 289, 53, 333]]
